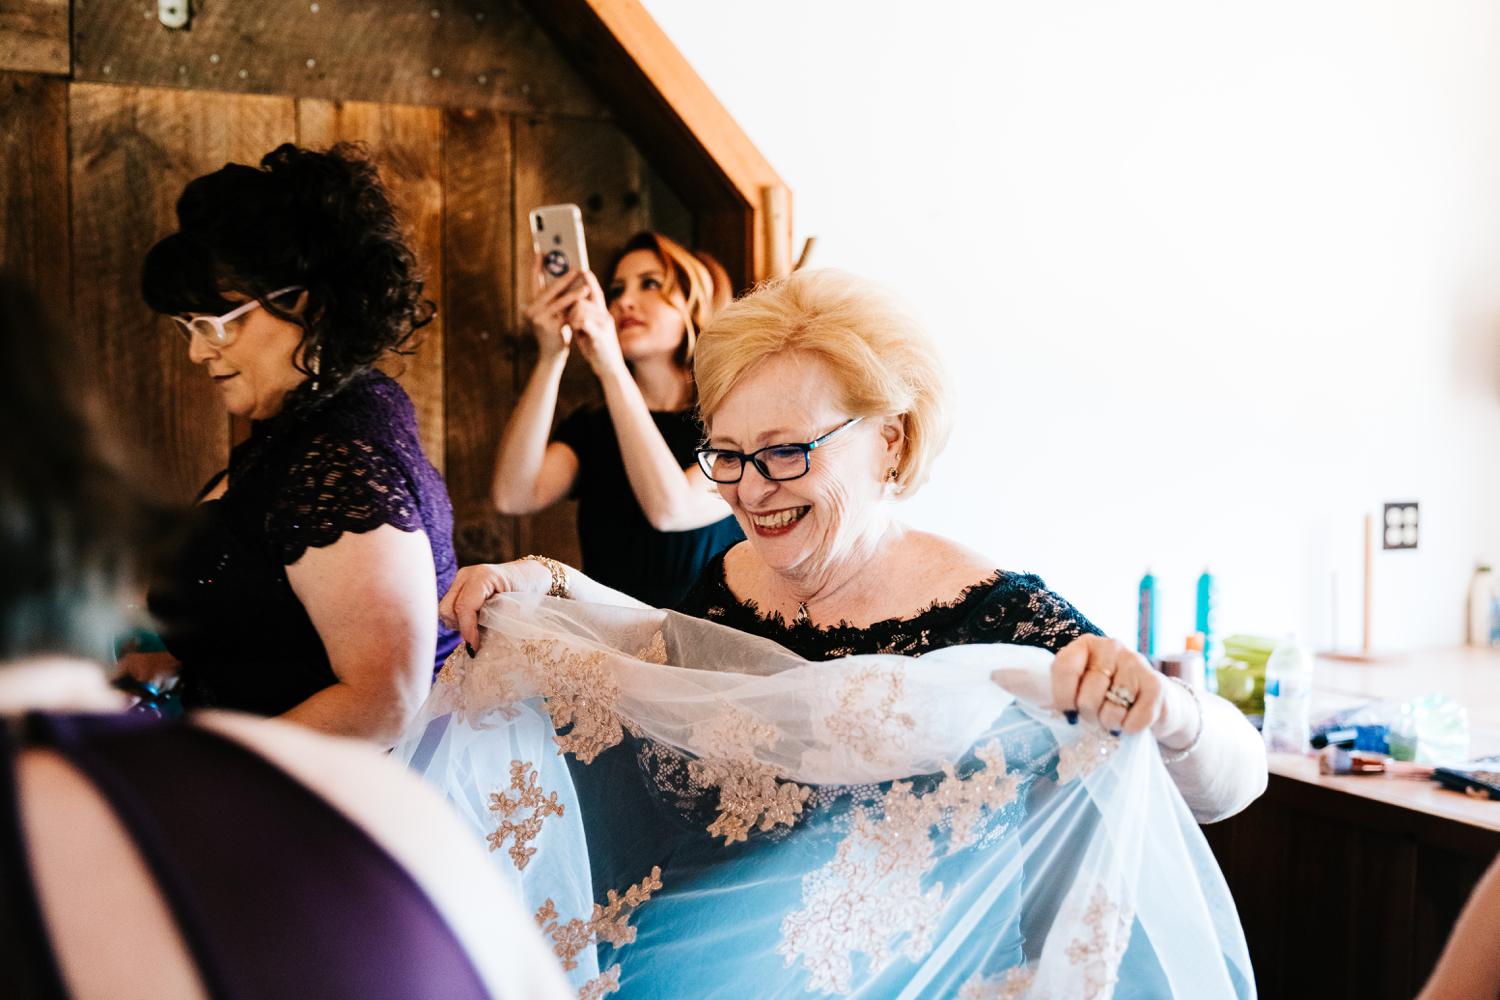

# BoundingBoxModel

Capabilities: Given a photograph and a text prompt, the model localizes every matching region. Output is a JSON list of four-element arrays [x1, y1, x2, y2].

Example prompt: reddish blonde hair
[[608, 232, 730, 367]]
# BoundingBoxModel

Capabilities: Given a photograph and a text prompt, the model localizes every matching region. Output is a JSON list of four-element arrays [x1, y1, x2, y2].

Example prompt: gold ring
[[1104, 685, 1136, 709]]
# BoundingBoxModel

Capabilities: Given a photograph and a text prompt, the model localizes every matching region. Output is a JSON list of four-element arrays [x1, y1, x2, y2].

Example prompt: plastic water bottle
[[1262, 637, 1314, 753]]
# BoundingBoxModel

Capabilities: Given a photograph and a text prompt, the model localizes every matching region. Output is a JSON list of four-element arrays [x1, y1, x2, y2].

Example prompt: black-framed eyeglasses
[[695, 417, 864, 484]]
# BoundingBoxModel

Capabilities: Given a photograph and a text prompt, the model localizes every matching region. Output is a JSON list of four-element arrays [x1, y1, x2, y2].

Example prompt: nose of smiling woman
[[734, 459, 780, 508]]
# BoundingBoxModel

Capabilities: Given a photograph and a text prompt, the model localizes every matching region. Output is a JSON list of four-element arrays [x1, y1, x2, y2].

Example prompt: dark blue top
[[0, 711, 490, 999], [149, 371, 460, 716], [553, 404, 743, 608]]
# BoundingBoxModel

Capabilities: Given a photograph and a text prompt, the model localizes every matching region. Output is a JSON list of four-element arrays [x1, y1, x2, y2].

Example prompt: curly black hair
[[0, 273, 149, 661], [141, 142, 434, 401]]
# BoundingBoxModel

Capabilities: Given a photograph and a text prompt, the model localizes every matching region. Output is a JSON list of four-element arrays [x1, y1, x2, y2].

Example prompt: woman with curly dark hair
[[0, 271, 571, 1000], [124, 142, 458, 744]]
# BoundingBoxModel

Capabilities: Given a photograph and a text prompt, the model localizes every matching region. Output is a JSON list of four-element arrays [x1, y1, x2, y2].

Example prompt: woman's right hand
[[439, 561, 553, 651], [524, 256, 590, 359]]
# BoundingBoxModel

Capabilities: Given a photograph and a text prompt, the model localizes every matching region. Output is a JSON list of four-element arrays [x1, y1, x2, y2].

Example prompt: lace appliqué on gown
[[821, 665, 918, 766], [688, 706, 813, 844], [958, 967, 1037, 1000], [1056, 730, 1120, 785], [778, 741, 1024, 995], [488, 760, 565, 871], [536, 866, 663, 999], [1065, 884, 1135, 1000]]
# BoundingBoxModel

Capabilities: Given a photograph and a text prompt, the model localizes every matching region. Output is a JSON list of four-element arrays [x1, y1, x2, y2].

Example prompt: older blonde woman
[[446, 269, 1266, 822], [433, 269, 1264, 997]]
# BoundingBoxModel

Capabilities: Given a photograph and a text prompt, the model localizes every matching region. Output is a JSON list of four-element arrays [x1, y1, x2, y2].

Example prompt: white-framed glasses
[[170, 286, 303, 347]]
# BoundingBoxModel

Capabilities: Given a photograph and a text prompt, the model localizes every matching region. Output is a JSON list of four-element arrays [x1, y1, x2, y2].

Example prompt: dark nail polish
[[1110, 729, 1121, 737], [1064, 710, 1078, 725], [465, 643, 476, 658]]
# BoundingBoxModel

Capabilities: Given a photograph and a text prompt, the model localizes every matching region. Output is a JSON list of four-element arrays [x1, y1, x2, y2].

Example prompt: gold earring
[[885, 467, 899, 483]]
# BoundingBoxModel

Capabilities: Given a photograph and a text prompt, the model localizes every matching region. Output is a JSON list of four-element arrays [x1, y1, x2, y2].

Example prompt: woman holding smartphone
[[491, 231, 743, 607]]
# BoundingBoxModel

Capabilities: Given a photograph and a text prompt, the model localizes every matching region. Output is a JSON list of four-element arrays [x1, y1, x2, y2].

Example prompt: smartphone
[[529, 204, 590, 286]]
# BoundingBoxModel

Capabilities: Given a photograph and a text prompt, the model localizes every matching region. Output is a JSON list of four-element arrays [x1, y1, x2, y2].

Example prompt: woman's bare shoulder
[[900, 530, 1002, 584]]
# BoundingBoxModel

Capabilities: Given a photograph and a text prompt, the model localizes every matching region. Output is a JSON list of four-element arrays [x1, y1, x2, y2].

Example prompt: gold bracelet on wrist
[[521, 554, 570, 599]]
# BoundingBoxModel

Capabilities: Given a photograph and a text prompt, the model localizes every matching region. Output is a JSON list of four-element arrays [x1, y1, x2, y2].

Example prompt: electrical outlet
[[1383, 501, 1419, 550]]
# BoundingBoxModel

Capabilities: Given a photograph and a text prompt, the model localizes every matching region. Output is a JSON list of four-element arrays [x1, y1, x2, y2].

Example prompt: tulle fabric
[[393, 593, 1254, 999]]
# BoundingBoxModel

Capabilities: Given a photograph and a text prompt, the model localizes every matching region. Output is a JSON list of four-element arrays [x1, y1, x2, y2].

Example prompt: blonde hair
[[694, 269, 952, 496], [608, 232, 730, 368]]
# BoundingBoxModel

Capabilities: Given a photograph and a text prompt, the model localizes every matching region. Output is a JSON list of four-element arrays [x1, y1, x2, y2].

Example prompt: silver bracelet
[[1158, 676, 1205, 765]]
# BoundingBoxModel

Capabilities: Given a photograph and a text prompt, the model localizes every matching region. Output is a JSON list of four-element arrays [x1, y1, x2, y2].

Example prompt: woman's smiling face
[[705, 352, 899, 578]]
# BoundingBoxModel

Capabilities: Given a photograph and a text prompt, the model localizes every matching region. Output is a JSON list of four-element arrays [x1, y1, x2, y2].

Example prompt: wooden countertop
[[1267, 752, 1500, 834], [1257, 646, 1500, 834]]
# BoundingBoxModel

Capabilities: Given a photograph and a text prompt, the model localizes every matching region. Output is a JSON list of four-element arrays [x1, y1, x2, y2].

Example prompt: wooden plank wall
[[1, 0, 699, 567], [70, 84, 298, 500]]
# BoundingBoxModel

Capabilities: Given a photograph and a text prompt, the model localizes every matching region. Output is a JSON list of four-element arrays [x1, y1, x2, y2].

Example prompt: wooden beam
[[510, 113, 652, 567], [520, 0, 791, 288], [296, 99, 447, 472], [70, 83, 297, 502], [442, 106, 519, 565], [73, 0, 608, 119], [0, 73, 69, 306], [0, 0, 68, 76], [759, 184, 791, 281]]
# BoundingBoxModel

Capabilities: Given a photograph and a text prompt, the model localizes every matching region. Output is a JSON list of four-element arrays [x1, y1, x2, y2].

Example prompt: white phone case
[[529, 204, 590, 285]]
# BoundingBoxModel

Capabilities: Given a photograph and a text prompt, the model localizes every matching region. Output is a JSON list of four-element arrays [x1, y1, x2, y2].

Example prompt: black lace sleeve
[[961, 574, 1103, 653], [266, 431, 424, 565]]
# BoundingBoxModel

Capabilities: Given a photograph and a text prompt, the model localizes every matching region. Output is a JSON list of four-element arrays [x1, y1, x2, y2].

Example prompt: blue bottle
[[1137, 569, 1158, 658], [1196, 569, 1218, 691]]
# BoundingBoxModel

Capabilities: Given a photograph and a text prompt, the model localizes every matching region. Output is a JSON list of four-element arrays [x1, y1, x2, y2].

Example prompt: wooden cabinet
[[1203, 756, 1500, 999]]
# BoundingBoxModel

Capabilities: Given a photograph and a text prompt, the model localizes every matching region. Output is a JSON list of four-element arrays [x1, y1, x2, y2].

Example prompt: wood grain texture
[[69, 83, 296, 501], [73, 0, 606, 118], [1203, 772, 1500, 999], [0, 0, 68, 75], [510, 114, 652, 567], [520, 0, 790, 286], [442, 106, 517, 565], [0, 73, 69, 305], [642, 159, 693, 250], [296, 99, 446, 472]]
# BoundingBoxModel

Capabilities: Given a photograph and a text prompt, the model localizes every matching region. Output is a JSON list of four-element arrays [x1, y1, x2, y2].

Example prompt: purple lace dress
[[148, 371, 460, 716]]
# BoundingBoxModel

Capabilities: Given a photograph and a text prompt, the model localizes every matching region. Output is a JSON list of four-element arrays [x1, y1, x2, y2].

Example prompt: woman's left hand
[[1050, 635, 1192, 742], [563, 271, 626, 377]]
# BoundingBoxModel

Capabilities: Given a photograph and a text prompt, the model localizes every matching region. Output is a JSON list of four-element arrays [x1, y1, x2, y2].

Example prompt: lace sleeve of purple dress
[[264, 376, 439, 565]]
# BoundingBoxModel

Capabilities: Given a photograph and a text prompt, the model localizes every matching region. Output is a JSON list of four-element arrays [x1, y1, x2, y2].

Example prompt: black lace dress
[[674, 549, 1102, 660], [148, 371, 460, 716]]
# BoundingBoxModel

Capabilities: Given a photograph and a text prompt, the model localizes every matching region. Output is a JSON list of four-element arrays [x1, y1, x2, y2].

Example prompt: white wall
[[644, 0, 1500, 651]]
